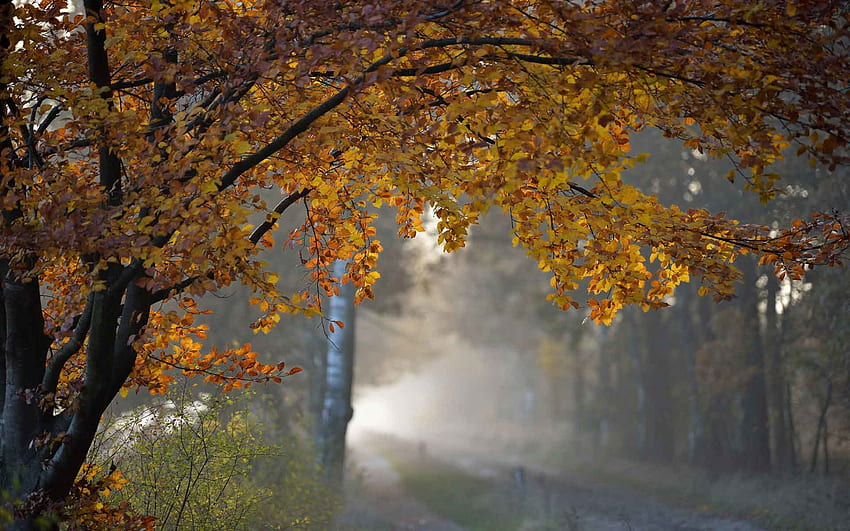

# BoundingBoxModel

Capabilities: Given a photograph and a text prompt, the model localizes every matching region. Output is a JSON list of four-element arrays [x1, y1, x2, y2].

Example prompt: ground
[[336, 432, 764, 531]]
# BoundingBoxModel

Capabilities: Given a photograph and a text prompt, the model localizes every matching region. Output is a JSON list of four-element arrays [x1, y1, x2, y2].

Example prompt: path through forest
[[338, 432, 764, 531], [337, 441, 465, 530]]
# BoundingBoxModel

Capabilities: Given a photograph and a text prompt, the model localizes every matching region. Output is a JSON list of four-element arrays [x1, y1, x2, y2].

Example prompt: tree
[[737, 256, 771, 472], [2, 0, 850, 525], [316, 259, 356, 483]]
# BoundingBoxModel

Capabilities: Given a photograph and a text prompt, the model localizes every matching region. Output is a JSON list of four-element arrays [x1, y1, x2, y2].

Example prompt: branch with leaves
[[1, 0, 849, 523]]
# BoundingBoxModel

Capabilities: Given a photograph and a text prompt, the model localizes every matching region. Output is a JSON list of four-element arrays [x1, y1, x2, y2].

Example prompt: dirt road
[[339, 433, 764, 531]]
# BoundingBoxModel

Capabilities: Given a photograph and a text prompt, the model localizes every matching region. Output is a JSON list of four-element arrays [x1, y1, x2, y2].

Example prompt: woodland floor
[[335, 432, 765, 531]]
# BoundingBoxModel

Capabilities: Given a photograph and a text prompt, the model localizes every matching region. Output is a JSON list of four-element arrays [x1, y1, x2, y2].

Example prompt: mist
[[332, 132, 850, 530]]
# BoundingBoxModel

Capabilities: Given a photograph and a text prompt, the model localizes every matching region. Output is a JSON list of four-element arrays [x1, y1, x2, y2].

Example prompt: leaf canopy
[[1, 0, 849, 392]]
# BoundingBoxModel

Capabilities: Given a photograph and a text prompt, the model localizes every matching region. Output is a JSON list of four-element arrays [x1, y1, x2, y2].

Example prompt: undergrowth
[[544, 452, 850, 531]]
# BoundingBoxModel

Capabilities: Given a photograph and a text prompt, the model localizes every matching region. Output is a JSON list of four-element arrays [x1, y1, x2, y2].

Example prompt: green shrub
[[93, 388, 338, 529]]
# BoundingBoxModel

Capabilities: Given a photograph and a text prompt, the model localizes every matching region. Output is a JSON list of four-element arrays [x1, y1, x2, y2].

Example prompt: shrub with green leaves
[[93, 388, 338, 529]]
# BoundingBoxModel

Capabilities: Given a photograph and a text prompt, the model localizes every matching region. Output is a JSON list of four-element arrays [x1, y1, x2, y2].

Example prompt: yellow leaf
[[233, 139, 252, 155]]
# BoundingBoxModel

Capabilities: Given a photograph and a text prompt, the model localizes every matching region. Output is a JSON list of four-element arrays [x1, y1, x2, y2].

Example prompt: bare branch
[[391, 61, 459, 77], [249, 188, 311, 245], [568, 182, 598, 198], [150, 273, 208, 304], [35, 105, 63, 136]]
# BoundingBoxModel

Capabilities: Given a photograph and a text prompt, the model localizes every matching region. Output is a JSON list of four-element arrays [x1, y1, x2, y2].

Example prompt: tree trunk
[[316, 259, 356, 484], [694, 290, 719, 469], [738, 258, 771, 473], [642, 309, 675, 462], [626, 310, 647, 457], [809, 379, 832, 475], [823, 413, 829, 475], [1, 4, 155, 520], [764, 274, 791, 473], [2, 270, 51, 510], [572, 349, 586, 448], [678, 284, 705, 465], [786, 381, 798, 472], [593, 325, 611, 453]]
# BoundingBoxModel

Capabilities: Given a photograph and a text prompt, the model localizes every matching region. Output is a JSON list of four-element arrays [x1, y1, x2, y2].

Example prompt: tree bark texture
[[317, 259, 356, 484], [0, 2, 154, 523]]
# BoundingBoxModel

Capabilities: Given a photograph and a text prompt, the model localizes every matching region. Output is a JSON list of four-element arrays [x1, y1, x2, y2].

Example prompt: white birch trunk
[[317, 259, 356, 483]]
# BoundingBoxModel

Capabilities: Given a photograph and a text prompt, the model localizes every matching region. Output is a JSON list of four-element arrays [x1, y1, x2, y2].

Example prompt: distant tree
[[2, 1, 850, 525], [785, 250, 850, 475], [315, 259, 356, 483]]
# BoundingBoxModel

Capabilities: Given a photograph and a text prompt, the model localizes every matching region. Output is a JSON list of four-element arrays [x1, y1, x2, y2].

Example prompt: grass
[[340, 434, 572, 530], [541, 452, 850, 531], [349, 433, 850, 531], [703, 472, 850, 530], [390, 457, 527, 531]]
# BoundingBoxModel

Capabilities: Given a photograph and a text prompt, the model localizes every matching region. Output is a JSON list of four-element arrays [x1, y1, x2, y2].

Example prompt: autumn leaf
[[2, 0, 849, 520]]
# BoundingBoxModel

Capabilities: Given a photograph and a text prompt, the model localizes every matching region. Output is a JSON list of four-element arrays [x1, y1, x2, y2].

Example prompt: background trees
[[2, 0, 849, 526], [372, 130, 850, 483]]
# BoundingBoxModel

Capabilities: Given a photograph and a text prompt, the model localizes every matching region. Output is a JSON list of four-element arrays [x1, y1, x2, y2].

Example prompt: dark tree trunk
[[2, 271, 51, 503], [642, 309, 675, 462], [786, 381, 798, 472], [809, 379, 832, 475], [764, 274, 791, 473], [572, 349, 586, 448], [738, 258, 771, 473], [1, 267, 153, 527], [626, 310, 647, 457], [593, 325, 612, 454], [677, 283, 705, 465], [692, 289, 718, 469], [0, 2, 155, 523]]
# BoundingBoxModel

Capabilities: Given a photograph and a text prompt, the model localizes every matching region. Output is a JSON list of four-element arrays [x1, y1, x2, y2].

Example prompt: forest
[[1, 0, 849, 529]]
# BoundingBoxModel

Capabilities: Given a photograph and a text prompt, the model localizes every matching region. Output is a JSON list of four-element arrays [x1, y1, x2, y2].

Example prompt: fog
[[348, 211, 577, 458], [332, 136, 850, 529], [349, 331, 540, 450]]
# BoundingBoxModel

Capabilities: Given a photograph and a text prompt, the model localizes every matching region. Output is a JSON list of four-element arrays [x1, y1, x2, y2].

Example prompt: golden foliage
[[2, 0, 849, 394]]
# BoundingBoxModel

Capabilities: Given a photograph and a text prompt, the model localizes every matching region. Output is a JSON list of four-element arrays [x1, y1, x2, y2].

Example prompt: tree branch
[[143, 189, 311, 305], [568, 182, 598, 198], [35, 104, 63, 136], [218, 86, 352, 190], [108, 282, 152, 403], [501, 51, 587, 66], [150, 275, 204, 304], [632, 64, 706, 88], [390, 61, 459, 77], [249, 188, 311, 245], [219, 35, 586, 191], [111, 69, 226, 93], [41, 294, 94, 396], [84, 0, 122, 207]]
